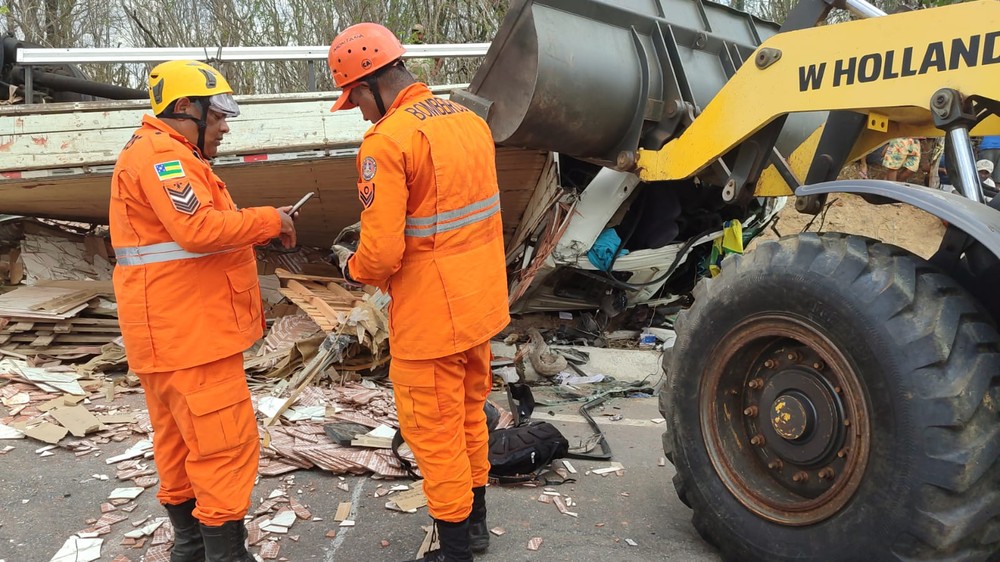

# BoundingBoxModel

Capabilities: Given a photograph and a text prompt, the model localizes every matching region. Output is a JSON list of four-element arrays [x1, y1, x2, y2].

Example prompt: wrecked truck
[[455, 0, 1000, 560]]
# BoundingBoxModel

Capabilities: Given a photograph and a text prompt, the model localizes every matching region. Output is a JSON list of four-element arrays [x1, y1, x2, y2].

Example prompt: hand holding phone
[[288, 192, 315, 218]]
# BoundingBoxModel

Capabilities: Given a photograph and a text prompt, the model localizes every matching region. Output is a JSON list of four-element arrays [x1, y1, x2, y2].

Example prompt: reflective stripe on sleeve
[[114, 241, 239, 266]]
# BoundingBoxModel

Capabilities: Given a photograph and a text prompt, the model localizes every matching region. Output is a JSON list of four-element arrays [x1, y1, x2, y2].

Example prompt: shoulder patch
[[164, 182, 201, 215], [361, 156, 377, 181], [155, 160, 186, 181], [359, 183, 376, 208]]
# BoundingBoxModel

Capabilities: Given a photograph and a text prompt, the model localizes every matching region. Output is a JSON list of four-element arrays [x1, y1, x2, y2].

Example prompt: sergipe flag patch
[[154, 160, 185, 180], [164, 182, 201, 214]]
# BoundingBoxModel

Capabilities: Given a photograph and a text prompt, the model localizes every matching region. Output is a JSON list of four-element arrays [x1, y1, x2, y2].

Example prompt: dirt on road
[[754, 193, 946, 259]]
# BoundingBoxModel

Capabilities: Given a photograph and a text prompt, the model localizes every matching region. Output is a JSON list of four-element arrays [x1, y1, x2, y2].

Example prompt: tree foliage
[[3, 0, 508, 94]]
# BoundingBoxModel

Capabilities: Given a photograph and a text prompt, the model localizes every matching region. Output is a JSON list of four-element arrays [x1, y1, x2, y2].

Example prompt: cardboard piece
[[389, 482, 428, 512], [38, 394, 87, 412], [50, 405, 102, 437], [416, 525, 439, 559], [96, 414, 137, 425], [24, 421, 69, 444]]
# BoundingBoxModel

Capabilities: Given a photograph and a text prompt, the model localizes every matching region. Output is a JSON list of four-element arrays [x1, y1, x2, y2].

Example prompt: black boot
[[405, 518, 473, 562], [163, 499, 205, 562], [201, 520, 254, 562], [469, 487, 489, 554]]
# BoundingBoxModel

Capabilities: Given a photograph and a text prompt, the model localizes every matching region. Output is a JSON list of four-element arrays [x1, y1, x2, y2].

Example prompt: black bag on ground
[[487, 420, 569, 482]]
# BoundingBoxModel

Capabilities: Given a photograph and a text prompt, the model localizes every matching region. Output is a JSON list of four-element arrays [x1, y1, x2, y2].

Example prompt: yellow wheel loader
[[455, 0, 1000, 559]]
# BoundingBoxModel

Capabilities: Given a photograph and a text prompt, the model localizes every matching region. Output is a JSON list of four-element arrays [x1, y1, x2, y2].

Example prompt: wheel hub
[[758, 369, 843, 467], [771, 392, 811, 441]]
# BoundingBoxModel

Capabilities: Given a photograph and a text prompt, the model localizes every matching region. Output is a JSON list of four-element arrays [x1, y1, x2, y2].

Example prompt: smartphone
[[288, 192, 315, 218]]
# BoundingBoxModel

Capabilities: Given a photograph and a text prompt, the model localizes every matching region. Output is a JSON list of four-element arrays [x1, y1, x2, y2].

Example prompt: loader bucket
[[453, 0, 782, 166]]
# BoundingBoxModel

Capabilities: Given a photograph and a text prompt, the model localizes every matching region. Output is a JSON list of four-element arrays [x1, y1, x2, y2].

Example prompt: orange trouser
[[138, 353, 259, 527], [390, 340, 492, 522]]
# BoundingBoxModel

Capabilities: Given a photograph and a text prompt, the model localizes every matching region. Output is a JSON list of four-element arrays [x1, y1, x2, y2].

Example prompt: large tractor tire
[[660, 233, 1000, 561]]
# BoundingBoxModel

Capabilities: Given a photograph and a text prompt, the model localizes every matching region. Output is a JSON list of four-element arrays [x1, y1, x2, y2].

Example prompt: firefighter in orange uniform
[[109, 60, 296, 562], [327, 23, 510, 562]]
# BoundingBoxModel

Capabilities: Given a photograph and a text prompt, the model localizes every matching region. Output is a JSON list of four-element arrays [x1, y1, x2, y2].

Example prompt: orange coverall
[[347, 83, 511, 522], [109, 115, 281, 526]]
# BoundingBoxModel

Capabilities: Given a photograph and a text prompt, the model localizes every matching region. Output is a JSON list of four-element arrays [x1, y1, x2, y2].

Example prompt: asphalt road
[[0, 365, 720, 562]]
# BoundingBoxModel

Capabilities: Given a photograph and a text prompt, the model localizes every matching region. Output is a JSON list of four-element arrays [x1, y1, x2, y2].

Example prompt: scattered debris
[[105, 440, 153, 465], [333, 502, 352, 522], [591, 462, 625, 476], [625, 538, 639, 546], [108, 487, 144, 501], [259, 540, 281, 560], [51, 536, 103, 562], [527, 537, 544, 551], [385, 482, 427, 513], [490, 527, 506, 536]]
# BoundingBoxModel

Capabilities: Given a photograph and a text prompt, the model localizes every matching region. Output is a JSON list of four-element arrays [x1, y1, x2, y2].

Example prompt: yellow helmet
[[147, 60, 239, 117]]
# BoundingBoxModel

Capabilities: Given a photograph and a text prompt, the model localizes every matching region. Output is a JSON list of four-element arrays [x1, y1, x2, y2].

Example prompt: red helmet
[[328, 23, 406, 112]]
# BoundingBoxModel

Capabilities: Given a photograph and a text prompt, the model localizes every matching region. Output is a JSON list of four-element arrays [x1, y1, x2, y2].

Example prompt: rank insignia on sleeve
[[164, 182, 201, 214], [359, 183, 376, 208], [361, 156, 377, 181], [154, 160, 186, 180]]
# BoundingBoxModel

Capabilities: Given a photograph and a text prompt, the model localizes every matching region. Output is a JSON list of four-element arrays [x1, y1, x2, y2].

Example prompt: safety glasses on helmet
[[208, 93, 240, 118]]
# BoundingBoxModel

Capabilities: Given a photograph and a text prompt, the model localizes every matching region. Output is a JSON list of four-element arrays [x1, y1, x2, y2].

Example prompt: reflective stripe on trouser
[[138, 353, 259, 526], [390, 340, 492, 522]]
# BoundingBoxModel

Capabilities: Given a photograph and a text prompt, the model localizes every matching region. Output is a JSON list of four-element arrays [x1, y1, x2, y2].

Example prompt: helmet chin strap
[[365, 74, 388, 118], [161, 98, 212, 157]]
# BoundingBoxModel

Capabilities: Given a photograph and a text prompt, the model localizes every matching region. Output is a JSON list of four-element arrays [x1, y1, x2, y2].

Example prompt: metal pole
[[842, 0, 887, 18], [948, 127, 983, 203], [307, 61, 316, 92], [24, 66, 33, 105]]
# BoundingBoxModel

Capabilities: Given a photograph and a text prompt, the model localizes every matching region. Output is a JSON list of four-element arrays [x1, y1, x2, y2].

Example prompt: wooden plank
[[28, 289, 97, 314], [283, 279, 313, 298], [324, 283, 357, 301], [6, 334, 119, 343], [275, 268, 344, 283], [30, 332, 56, 347], [3, 317, 120, 327], [36, 280, 115, 295]]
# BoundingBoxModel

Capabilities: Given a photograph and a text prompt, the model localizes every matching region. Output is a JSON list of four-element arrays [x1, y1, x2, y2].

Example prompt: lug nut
[[792, 471, 809, 483], [819, 467, 836, 480], [837, 448, 849, 459], [748, 378, 764, 389], [768, 459, 783, 470], [763, 359, 776, 369], [844, 419, 851, 427], [743, 405, 759, 417], [812, 361, 824, 370], [750, 434, 766, 447], [833, 386, 842, 394]]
